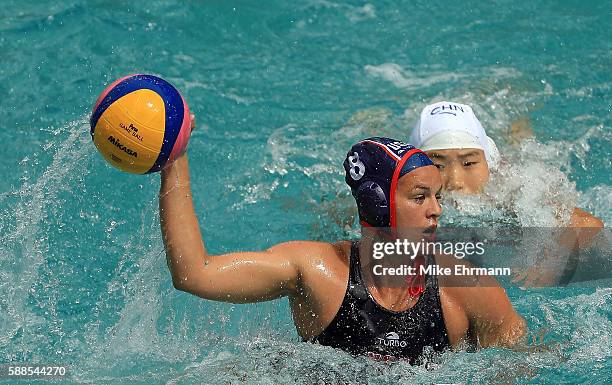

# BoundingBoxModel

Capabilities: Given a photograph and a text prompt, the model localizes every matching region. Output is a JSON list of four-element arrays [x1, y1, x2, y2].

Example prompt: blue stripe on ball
[[90, 74, 184, 173], [145, 76, 184, 173]]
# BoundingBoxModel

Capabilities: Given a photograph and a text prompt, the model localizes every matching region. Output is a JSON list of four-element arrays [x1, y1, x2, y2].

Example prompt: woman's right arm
[[159, 153, 326, 303]]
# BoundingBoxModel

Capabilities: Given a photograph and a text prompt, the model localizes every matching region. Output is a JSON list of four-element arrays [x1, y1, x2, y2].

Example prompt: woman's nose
[[444, 164, 465, 192], [427, 195, 442, 219]]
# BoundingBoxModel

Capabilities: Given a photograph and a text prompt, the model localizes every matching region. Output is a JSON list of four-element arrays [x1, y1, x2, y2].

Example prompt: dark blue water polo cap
[[343, 137, 434, 228]]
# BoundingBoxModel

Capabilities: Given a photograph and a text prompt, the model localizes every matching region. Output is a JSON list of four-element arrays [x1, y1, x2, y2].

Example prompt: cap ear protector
[[355, 180, 388, 227], [344, 137, 434, 228]]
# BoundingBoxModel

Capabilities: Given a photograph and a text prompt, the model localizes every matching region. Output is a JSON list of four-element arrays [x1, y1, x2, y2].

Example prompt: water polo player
[[409, 101, 604, 286], [159, 134, 526, 363], [409, 101, 603, 230]]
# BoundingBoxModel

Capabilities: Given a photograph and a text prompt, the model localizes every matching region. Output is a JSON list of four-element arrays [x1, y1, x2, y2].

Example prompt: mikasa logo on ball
[[107, 135, 138, 158]]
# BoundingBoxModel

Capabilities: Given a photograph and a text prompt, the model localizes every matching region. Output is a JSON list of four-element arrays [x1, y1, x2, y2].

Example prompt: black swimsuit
[[310, 242, 450, 363]]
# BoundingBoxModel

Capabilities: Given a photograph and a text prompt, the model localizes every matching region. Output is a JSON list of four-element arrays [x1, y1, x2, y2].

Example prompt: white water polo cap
[[410, 101, 500, 170]]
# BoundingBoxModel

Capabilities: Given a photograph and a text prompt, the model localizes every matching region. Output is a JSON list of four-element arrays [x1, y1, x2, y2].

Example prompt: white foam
[[347, 3, 376, 23], [579, 185, 612, 225], [365, 63, 462, 90], [309, 1, 377, 23], [441, 141, 577, 228], [0, 119, 94, 356]]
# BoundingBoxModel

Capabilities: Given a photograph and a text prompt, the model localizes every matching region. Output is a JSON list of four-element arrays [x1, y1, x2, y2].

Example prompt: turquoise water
[[1, 1, 611, 384]]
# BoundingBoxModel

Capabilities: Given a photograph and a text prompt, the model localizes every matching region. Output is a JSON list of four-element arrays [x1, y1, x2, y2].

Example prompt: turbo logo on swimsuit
[[376, 332, 408, 348], [107, 136, 138, 157]]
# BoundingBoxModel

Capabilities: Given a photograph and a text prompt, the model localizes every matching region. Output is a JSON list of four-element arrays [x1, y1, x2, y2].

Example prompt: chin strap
[[407, 256, 426, 298]]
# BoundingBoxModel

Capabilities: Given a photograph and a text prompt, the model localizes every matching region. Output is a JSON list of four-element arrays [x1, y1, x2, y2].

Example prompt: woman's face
[[425, 149, 490, 194], [394, 165, 442, 238]]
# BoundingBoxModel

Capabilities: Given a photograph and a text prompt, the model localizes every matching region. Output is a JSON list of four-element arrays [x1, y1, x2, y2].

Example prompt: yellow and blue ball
[[90, 74, 191, 174]]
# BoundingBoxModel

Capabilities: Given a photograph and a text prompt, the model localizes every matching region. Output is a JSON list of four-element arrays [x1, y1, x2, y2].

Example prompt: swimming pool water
[[1, 1, 610, 384]]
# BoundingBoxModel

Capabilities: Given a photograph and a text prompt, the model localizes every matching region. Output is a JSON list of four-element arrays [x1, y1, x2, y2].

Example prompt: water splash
[[0, 119, 92, 359]]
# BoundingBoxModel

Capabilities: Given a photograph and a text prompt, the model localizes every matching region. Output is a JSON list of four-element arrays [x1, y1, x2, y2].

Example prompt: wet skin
[[160, 154, 525, 349], [425, 148, 489, 194]]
